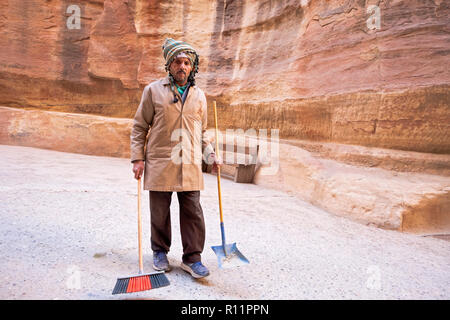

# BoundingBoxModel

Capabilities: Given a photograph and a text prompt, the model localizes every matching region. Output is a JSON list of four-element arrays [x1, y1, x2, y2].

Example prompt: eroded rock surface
[[1, 0, 449, 152]]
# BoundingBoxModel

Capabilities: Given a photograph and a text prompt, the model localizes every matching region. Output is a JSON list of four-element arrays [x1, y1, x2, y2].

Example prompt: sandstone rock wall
[[252, 138, 450, 233], [0, 0, 141, 118], [0, 106, 132, 158], [1, 0, 449, 153]]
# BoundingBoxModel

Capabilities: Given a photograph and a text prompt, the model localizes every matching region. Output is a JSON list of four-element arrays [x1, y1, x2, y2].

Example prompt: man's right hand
[[132, 160, 144, 180]]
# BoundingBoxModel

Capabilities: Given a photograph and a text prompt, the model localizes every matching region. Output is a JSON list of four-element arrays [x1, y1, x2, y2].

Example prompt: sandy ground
[[0, 145, 449, 300]]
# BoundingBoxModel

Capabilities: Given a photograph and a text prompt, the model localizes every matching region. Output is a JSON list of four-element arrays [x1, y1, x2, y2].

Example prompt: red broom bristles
[[126, 276, 151, 293], [126, 277, 134, 293], [112, 272, 168, 295]]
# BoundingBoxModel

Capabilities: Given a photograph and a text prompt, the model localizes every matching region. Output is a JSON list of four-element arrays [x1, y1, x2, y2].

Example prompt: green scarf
[[175, 83, 188, 96]]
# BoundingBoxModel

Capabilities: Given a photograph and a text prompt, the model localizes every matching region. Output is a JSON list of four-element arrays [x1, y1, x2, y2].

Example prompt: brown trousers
[[149, 191, 205, 264]]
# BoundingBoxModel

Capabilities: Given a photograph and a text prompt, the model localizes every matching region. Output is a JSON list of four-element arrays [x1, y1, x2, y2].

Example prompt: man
[[130, 38, 219, 279]]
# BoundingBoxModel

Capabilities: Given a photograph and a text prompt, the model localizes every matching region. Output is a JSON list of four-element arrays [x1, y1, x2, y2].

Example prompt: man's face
[[169, 57, 192, 86]]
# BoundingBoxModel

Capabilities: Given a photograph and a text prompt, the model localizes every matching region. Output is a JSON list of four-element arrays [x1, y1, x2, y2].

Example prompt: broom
[[112, 178, 170, 294]]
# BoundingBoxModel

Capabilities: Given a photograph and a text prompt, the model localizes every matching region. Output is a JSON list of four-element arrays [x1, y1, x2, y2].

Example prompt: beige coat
[[130, 76, 213, 191]]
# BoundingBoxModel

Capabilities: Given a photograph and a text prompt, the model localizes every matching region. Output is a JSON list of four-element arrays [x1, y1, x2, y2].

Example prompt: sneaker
[[153, 251, 170, 272], [180, 261, 210, 279]]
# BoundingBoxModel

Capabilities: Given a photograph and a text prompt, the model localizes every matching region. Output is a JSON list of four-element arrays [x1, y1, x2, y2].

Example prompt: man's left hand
[[208, 152, 222, 172]]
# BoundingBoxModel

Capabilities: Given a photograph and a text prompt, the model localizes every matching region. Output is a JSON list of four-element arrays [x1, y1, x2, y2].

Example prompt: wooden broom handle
[[137, 178, 144, 274]]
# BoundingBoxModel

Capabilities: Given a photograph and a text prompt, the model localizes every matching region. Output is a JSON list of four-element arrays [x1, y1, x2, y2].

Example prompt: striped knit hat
[[162, 38, 199, 74]]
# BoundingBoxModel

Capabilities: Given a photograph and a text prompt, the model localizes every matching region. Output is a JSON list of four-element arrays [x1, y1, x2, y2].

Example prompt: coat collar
[[162, 76, 170, 86]]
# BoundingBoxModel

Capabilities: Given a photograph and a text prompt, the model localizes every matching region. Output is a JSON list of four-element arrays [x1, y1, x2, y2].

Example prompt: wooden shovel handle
[[213, 101, 224, 224]]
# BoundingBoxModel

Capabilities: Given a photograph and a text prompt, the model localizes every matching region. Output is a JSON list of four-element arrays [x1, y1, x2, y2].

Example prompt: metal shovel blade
[[211, 243, 250, 269]]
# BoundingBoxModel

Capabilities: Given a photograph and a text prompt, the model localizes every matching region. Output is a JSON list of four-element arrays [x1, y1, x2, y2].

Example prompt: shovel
[[210, 101, 250, 269]]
